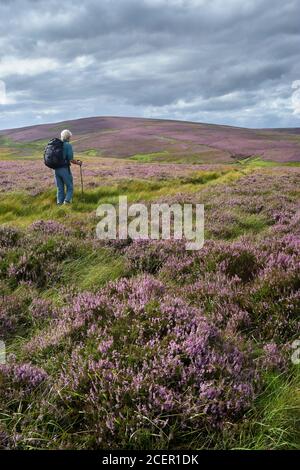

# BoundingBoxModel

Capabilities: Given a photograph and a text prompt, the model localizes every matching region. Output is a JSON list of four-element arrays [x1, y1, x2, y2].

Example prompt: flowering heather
[[0, 430, 22, 450], [157, 238, 262, 285], [4, 236, 80, 288], [19, 270, 290, 447], [124, 239, 187, 274], [32, 275, 260, 445], [0, 292, 34, 339], [29, 220, 71, 236], [0, 362, 48, 398], [262, 343, 286, 370], [0, 163, 298, 449], [0, 226, 20, 248], [29, 298, 57, 322]]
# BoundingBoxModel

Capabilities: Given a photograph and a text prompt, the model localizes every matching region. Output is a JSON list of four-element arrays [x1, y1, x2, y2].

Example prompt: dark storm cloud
[[0, 0, 300, 129]]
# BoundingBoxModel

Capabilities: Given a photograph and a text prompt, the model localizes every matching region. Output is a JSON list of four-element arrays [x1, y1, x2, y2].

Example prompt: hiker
[[44, 129, 82, 205], [55, 129, 82, 205]]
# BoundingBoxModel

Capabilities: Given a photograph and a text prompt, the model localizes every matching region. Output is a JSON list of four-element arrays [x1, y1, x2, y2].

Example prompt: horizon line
[[0, 114, 299, 133]]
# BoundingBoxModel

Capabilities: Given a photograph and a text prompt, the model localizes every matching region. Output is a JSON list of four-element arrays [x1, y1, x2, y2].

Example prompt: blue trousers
[[54, 167, 73, 204]]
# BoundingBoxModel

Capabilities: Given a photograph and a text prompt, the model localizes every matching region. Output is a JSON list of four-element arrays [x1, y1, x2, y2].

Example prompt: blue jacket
[[63, 141, 74, 164]]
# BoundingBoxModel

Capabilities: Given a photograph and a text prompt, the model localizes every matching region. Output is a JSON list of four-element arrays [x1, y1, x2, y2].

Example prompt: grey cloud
[[0, 0, 300, 129]]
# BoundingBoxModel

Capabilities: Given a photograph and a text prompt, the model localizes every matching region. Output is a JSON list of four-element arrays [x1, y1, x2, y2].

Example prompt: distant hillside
[[1, 116, 300, 163]]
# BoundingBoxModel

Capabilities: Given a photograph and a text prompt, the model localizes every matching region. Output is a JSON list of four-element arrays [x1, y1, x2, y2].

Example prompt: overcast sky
[[0, 0, 300, 130]]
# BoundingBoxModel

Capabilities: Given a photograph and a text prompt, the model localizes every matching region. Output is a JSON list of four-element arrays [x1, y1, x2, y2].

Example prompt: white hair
[[61, 129, 72, 141]]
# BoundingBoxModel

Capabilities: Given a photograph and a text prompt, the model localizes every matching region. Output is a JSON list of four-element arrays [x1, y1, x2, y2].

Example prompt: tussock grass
[[233, 370, 300, 450], [60, 247, 126, 291]]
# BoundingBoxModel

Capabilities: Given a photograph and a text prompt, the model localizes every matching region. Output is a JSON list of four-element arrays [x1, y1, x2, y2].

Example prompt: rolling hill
[[1, 116, 300, 163]]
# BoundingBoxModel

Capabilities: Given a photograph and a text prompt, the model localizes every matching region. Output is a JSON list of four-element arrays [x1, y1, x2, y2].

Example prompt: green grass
[[0, 137, 50, 159], [0, 136, 49, 151], [60, 247, 126, 291], [235, 370, 300, 450], [83, 149, 101, 157], [0, 169, 243, 226], [235, 155, 300, 168], [229, 213, 270, 239], [129, 150, 229, 164], [130, 151, 170, 162]]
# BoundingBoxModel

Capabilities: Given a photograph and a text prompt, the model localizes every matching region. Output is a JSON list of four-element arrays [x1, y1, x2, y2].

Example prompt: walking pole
[[79, 163, 84, 196]]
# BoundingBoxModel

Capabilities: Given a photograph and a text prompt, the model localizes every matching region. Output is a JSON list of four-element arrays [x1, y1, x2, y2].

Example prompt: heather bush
[[30, 219, 71, 236], [206, 209, 240, 239], [0, 431, 10, 450], [98, 237, 133, 251], [16, 274, 287, 448], [0, 430, 21, 450], [159, 253, 199, 284], [210, 302, 251, 334], [249, 283, 300, 342], [217, 241, 262, 282], [125, 239, 186, 274], [5, 237, 80, 288], [182, 271, 245, 308], [33, 275, 262, 447], [261, 343, 286, 371], [0, 226, 20, 248], [0, 362, 48, 401], [0, 293, 31, 339], [159, 239, 262, 284], [29, 298, 58, 323]]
